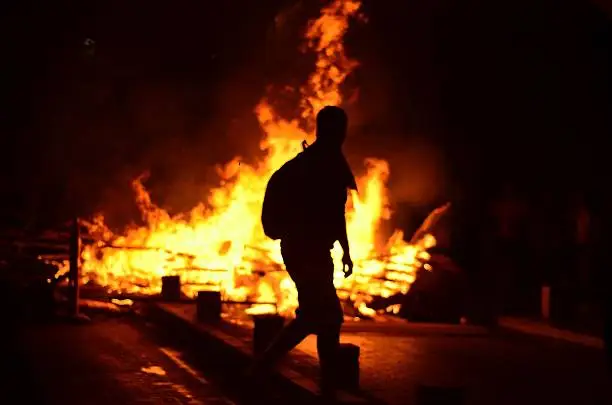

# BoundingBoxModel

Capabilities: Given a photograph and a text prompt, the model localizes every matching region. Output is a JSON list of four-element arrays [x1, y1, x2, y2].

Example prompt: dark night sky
[[0, 0, 610, 228]]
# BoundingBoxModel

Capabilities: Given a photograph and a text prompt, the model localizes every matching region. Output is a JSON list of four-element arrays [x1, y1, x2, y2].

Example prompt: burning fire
[[54, 0, 437, 317]]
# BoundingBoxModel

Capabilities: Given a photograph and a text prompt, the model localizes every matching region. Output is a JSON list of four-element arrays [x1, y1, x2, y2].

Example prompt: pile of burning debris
[[3, 0, 470, 325], [6, 201, 466, 324]]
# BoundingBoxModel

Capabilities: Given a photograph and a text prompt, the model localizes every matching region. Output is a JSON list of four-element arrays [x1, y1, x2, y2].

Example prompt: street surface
[[5, 316, 236, 405], [296, 330, 611, 405], [6, 302, 610, 405], [158, 303, 612, 405]]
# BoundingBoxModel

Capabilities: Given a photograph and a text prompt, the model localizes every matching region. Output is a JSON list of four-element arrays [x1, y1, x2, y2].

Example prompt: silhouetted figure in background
[[529, 192, 571, 324], [488, 184, 528, 315], [256, 106, 357, 395], [569, 193, 592, 301]]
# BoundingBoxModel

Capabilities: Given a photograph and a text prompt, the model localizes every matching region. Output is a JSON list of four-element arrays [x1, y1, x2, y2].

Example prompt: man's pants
[[258, 241, 343, 386]]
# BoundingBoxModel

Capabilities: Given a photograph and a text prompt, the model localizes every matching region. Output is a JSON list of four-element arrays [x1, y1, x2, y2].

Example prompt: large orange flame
[[54, 0, 436, 317]]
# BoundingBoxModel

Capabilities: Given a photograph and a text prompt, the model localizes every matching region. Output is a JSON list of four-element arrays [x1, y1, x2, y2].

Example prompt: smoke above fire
[[52, 0, 437, 317]]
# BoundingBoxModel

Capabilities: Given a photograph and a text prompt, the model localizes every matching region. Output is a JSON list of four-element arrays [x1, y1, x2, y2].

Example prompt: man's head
[[315, 106, 348, 148]]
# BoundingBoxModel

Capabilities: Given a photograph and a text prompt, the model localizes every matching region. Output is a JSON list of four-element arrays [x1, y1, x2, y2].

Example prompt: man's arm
[[338, 213, 350, 256], [337, 193, 353, 277]]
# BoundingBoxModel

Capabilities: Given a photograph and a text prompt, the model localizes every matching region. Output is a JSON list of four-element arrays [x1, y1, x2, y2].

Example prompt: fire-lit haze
[[52, 0, 437, 317]]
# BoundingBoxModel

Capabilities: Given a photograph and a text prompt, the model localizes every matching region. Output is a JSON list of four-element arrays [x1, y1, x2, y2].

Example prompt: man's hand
[[342, 252, 353, 278]]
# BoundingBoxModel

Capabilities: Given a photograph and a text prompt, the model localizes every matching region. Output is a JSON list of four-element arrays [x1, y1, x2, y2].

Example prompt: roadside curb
[[342, 320, 489, 336], [145, 302, 382, 405], [497, 317, 604, 350]]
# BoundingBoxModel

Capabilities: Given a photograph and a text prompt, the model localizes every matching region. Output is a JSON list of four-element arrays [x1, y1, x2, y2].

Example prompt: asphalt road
[[5, 316, 237, 405], [7, 304, 610, 405], [296, 330, 612, 405], [156, 302, 612, 405]]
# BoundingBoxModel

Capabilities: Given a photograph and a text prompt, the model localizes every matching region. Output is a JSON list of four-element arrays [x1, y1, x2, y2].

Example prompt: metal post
[[161, 275, 181, 301], [252, 314, 285, 355], [336, 343, 360, 391], [196, 291, 222, 322], [541, 285, 551, 321], [68, 217, 81, 316]]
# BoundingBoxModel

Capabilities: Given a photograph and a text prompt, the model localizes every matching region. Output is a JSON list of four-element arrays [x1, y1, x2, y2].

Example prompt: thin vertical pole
[[68, 217, 81, 316], [541, 285, 551, 321]]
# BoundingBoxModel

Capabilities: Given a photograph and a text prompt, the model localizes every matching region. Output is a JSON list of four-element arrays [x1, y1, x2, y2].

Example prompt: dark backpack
[[261, 153, 307, 240]]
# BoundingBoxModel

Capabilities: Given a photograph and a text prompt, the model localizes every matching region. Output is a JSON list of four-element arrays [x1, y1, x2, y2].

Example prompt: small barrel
[[196, 291, 222, 322], [252, 314, 285, 355], [161, 276, 181, 301], [335, 343, 360, 391]]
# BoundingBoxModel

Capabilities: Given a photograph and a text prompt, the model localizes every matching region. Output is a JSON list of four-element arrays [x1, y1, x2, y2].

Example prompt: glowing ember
[[52, 0, 437, 317]]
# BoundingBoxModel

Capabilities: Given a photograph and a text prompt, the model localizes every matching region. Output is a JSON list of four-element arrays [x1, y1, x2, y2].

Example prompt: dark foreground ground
[[160, 303, 612, 405], [2, 315, 238, 405], [2, 303, 611, 405], [297, 331, 611, 405]]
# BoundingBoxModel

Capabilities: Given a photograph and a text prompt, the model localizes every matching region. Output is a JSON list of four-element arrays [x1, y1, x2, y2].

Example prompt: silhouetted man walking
[[256, 105, 357, 395]]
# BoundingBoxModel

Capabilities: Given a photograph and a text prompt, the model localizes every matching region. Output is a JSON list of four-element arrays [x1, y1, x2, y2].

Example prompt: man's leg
[[315, 283, 344, 393], [316, 324, 341, 393], [254, 315, 312, 369]]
